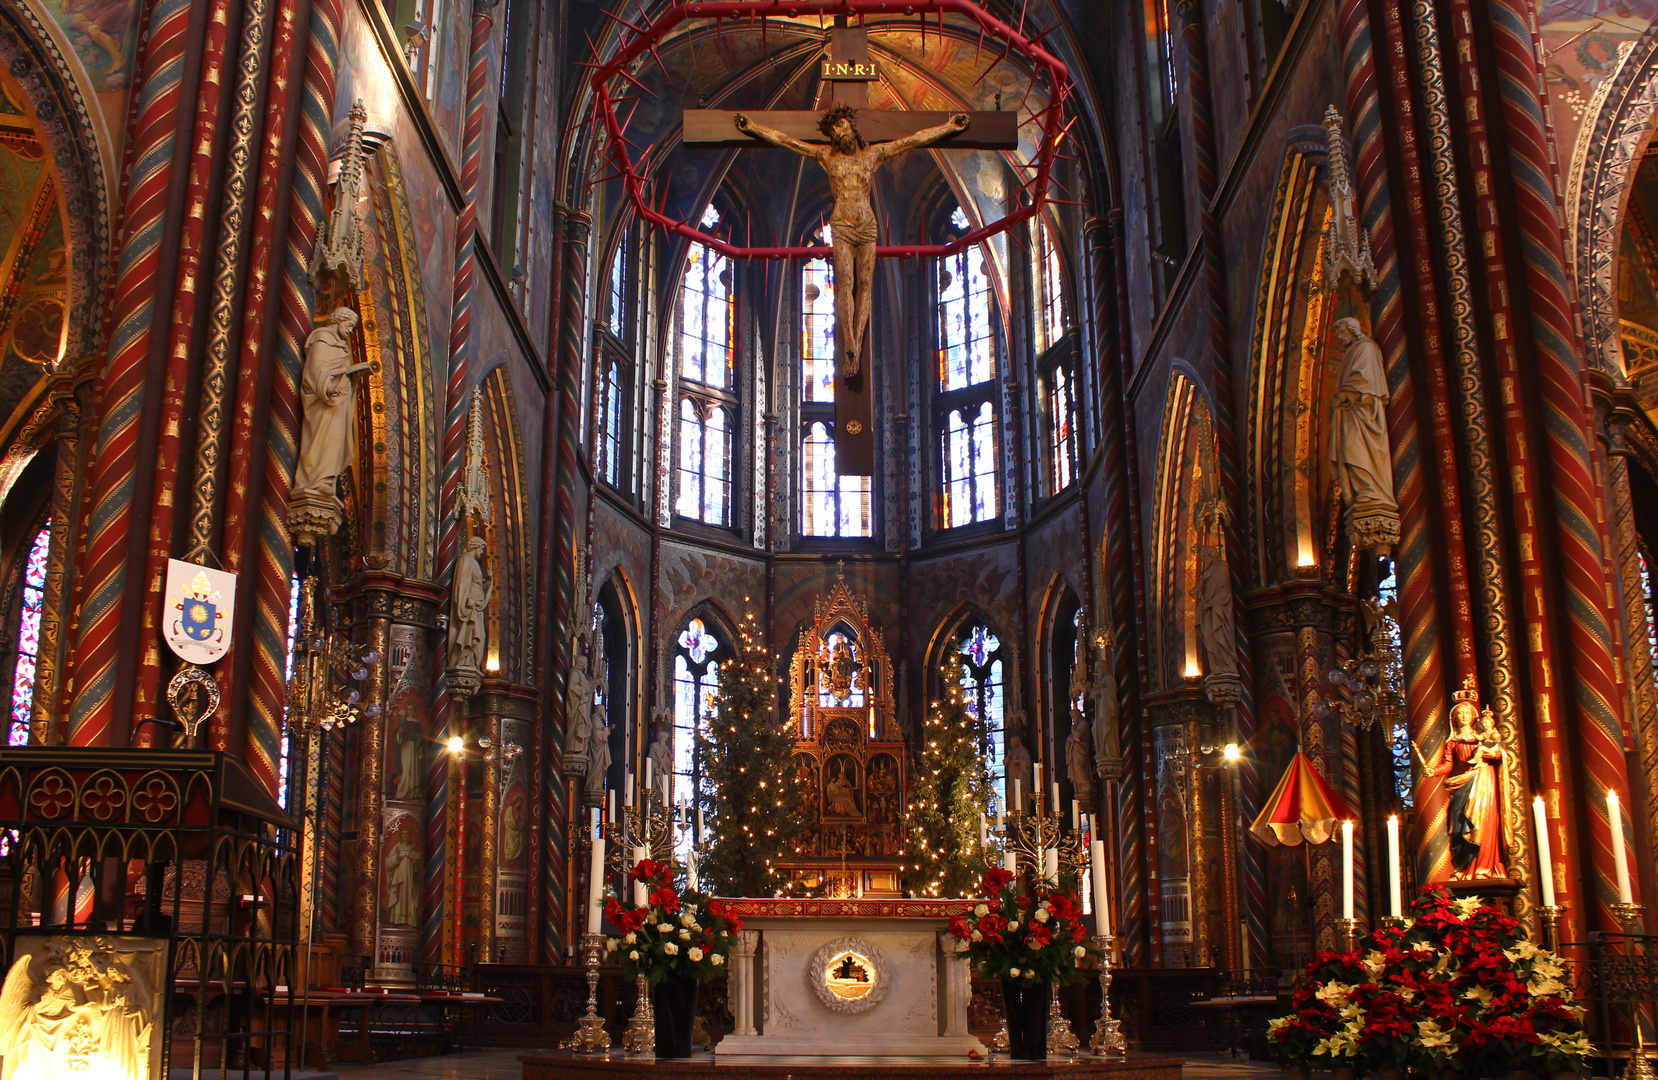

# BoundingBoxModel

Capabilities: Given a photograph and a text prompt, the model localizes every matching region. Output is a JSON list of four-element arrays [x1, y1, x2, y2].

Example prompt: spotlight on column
[[448, 735, 464, 754], [1222, 743, 1241, 763]]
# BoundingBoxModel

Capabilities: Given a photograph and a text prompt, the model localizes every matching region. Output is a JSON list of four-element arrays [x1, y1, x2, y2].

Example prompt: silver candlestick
[[1088, 934, 1126, 1059], [560, 933, 611, 1052], [621, 972, 655, 1055], [1046, 982, 1080, 1057]]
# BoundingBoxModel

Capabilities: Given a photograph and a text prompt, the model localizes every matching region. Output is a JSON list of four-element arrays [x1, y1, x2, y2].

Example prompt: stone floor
[[328, 1048, 1293, 1079]]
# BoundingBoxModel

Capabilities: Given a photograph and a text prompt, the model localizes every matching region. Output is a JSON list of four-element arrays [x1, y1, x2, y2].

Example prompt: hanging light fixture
[[1318, 598, 1403, 732]]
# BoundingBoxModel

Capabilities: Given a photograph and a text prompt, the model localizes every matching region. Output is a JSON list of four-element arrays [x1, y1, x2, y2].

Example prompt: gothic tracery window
[[935, 209, 1000, 529], [1044, 362, 1076, 494], [599, 355, 628, 489], [673, 617, 721, 859], [802, 421, 872, 537], [7, 521, 49, 746], [957, 622, 1006, 792], [1032, 218, 1066, 355], [607, 236, 629, 339], [677, 206, 736, 526]]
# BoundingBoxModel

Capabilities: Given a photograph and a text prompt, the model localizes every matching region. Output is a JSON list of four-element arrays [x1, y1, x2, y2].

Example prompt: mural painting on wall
[[0, 76, 70, 423], [38, 0, 138, 92], [1538, 0, 1658, 157]]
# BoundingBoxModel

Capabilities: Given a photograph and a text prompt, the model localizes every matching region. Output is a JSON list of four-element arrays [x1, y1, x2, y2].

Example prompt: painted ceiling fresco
[[0, 73, 68, 445], [589, 11, 1065, 260], [1539, 0, 1658, 160]]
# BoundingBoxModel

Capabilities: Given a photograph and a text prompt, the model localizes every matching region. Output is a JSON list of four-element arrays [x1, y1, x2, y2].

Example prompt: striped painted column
[[220, 0, 310, 774], [543, 210, 590, 959], [1483, 0, 1640, 932], [132, 0, 239, 733], [1089, 214, 1154, 965], [1177, 0, 1264, 972], [1370, 0, 1481, 888], [1335, 0, 1454, 907], [245, 0, 345, 794], [65, 0, 197, 749]]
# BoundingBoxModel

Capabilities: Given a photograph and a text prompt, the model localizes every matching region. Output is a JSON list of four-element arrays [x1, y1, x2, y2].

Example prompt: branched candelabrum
[[608, 786, 678, 1055], [997, 803, 1087, 1057]]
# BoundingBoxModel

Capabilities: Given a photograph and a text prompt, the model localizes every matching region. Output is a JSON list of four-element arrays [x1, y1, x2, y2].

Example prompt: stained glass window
[[940, 403, 998, 527], [599, 360, 625, 488], [676, 399, 732, 525], [803, 227, 837, 403], [607, 238, 629, 339], [1378, 566, 1411, 807], [1032, 219, 1066, 354], [958, 623, 1005, 793], [937, 240, 996, 392], [802, 421, 872, 537], [7, 522, 49, 746], [278, 572, 301, 809], [674, 618, 721, 861], [1046, 363, 1076, 493], [679, 206, 733, 390]]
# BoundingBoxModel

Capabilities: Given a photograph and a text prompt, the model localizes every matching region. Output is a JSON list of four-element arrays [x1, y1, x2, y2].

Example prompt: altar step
[[519, 1050, 1184, 1079]]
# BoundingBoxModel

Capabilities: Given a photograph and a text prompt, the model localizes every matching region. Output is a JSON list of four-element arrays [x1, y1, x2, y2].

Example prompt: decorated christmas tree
[[904, 647, 992, 897], [694, 617, 809, 897]]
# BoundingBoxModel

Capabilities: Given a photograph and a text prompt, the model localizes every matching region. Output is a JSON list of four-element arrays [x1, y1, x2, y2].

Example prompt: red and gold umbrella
[[1249, 752, 1355, 846]]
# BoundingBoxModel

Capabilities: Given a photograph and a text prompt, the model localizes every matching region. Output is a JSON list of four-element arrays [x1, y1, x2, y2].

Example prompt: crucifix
[[683, 20, 1018, 475]]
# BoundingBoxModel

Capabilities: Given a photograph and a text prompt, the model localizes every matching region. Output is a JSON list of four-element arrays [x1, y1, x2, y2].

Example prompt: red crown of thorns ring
[[588, 0, 1075, 259]]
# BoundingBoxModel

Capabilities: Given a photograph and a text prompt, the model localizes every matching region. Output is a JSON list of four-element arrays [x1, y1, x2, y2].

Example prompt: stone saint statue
[[734, 105, 969, 377], [647, 728, 675, 798], [1413, 694, 1512, 878], [384, 834, 420, 926], [1329, 318, 1399, 535], [449, 535, 493, 671], [292, 307, 372, 502], [565, 632, 597, 759], [585, 707, 611, 796], [1005, 731, 1033, 811], [1198, 545, 1239, 679], [1066, 710, 1095, 803], [1089, 630, 1122, 775]]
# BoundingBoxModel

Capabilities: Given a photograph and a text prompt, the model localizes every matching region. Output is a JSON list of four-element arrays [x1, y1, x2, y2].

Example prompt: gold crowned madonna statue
[[777, 567, 907, 897], [1413, 677, 1516, 880]]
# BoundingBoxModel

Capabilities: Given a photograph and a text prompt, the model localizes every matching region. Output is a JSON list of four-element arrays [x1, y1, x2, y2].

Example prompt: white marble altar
[[716, 898, 987, 1063]]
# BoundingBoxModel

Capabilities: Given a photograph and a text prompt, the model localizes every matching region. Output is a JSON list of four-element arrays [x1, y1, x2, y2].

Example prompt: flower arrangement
[[604, 858, 745, 984], [945, 866, 1104, 984], [1266, 887, 1592, 1076]]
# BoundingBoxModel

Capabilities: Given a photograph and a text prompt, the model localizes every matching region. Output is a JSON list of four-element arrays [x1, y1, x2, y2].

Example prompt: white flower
[[688, 947, 704, 961], [1452, 896, 1483, 917], [664, 942, 679, 955], [629, 950, 640, 961], [1074, 946, 1086, 958], [1314, 981, 1352, 1008], [1009, 967, 1021, 978], [974, 904, 989, 917], [624, 932, 637, 944], [1416, 1019, 1452, 1049], [711, 953, 725, 966], [658, 923, 674, 933], [1361, 950, 1387, 981], [1008, 920, 1021, 932], [606, 939, 618, 953], [971, 930, 983, 942], [679, 928, 692, 940], [1034, 909, 1051, 923], [1025, 969, 1036, 979]]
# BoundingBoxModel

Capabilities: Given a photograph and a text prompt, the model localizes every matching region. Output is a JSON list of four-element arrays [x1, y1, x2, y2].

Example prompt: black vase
[[1000, 977, 1051, 1061], [652, 975, 699, 1058]]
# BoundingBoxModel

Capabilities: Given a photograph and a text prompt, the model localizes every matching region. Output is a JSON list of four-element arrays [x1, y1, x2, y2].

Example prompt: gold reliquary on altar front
[[780, 572, 907, 898]]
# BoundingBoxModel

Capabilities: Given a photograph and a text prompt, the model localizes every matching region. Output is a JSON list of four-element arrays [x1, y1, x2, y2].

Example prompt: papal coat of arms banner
[[162, 559, 235, 665]]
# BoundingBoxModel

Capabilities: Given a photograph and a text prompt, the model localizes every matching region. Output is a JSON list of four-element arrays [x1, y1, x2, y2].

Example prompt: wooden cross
[[684, 20, 1018, 475]]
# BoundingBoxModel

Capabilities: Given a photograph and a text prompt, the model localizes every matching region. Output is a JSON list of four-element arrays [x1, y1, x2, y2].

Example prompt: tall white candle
[[697, 806, 705, 838], [1386, 815, 1402, 918], [1089, 837, 1111, 936], [1052, 783, 1061, 820], [607, 789, 617, 826], [1533, 795, 1556, 908], [1033, 763, 1043, 812], [1044, 847, 1060, 883], [1002, 848, 1017, 875], [996, 801, 1005, 832], [1012, 778, 1022, 813], [978, 813, 988, 847], [1342, 820, 1355, 921], [1071, 800, 1080, 831], [644, 758, 653, 791], [586, 810, 605, 935], [632, 844, 649, 906], [662, 778, 671, 808], [1610, 789, 1635, 904], [625, 772, 635, 809]]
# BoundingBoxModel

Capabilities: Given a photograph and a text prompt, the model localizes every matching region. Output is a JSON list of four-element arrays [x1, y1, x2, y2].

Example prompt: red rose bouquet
[[604, 858, 745, 984], [946, 866, 1103, 985], [1266, 887, 1591, 1076]]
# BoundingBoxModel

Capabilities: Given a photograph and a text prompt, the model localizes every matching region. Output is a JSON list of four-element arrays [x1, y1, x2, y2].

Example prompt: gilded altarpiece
[[779, 575, 907, 898]]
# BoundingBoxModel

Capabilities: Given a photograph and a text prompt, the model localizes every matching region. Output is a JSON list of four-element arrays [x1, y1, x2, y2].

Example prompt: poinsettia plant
[[945, 866, 1103, 985], [604, 858, 745, 984], [1265, 887, 1592, 1076]]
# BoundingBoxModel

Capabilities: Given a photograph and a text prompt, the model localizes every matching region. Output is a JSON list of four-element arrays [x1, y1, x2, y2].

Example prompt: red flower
[[1015, 895, 1031, 910], [707, 899, 726, 920], [630, 859, 667, 883], [981, 867, 1016, 896], [605, 897, 624, 925], [1027, 923, 1054, 948], [726, 914, 745, 934], [948, 914, 971, 941], [650, 886, 681, 913], [1070, 921, 1087, 943]]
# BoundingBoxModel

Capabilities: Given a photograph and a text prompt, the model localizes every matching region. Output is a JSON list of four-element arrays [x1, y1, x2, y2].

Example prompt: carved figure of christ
[[732, 106, 969, 378]]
